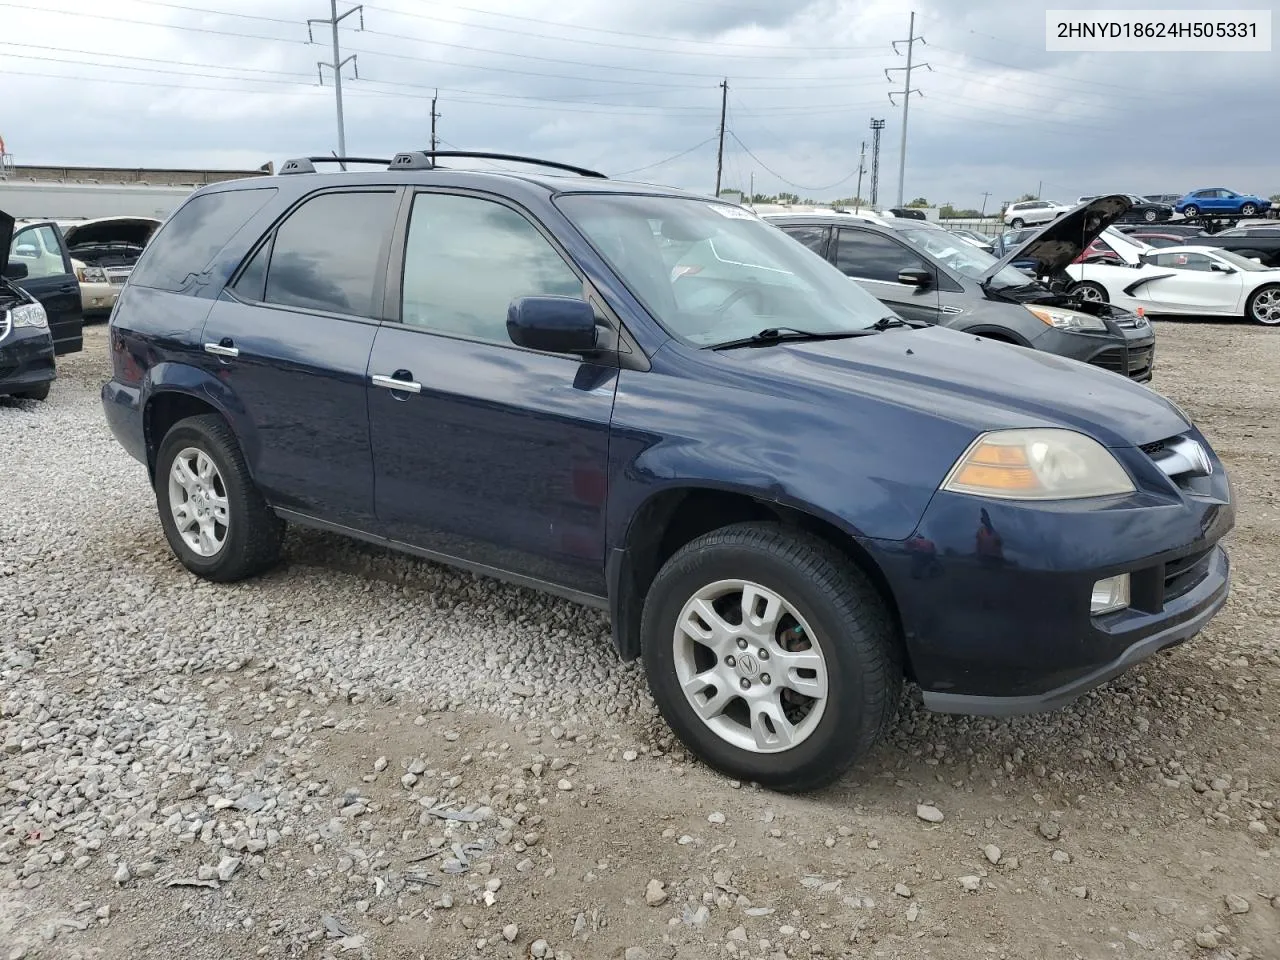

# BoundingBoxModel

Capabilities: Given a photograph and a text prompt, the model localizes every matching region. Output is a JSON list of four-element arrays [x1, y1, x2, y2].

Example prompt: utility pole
[[430, 89, 441, 152], [865, 119, 885, 208], [714, 78, 728, 197], [309, 0, 364, 164], [854, 141, 866, 212], [1036, 180, 1042, 199], [980, 191, 991, 216], [869, 118, 885, 208], [886, 11, 928, 208], [749, 170, 754, 205]]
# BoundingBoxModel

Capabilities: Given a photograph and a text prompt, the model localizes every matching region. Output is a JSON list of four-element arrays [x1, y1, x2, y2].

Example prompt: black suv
[[100, 155, 1232, 792]]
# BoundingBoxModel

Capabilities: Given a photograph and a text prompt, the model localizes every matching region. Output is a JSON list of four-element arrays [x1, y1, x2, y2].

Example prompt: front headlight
[[10, 302, 49, 329], [941, 428, 1135, 500], [76, 265, 109, 283], [1025, 304, 1107, 332]]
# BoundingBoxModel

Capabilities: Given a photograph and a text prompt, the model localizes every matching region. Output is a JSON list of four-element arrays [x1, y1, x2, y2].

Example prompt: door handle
[[204, 342, 239, 358], [371, 373, 422, 394]]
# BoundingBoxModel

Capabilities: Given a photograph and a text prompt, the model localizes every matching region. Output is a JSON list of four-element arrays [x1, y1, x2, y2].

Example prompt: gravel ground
[[1, 320, 1278, 960]]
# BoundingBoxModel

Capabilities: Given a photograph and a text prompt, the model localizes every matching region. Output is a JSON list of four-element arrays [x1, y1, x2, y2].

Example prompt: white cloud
[[0, 0, 1273, 207]]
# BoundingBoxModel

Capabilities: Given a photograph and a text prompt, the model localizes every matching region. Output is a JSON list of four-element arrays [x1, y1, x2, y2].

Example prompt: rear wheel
[[1010, 217, 1025, 229], [18, 382, 51, 401], [1143, 209, 1158, 222], [1070, 280, 1109, 304], [640, 522, 901, 792], [154, 413, 284, 581], [1183, 204, 1199, 218], [1246, 284, 1280, 325]]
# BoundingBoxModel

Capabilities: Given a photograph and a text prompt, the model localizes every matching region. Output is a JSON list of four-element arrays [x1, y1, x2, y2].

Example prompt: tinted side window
[[233, 239, 271, 302], [834, 228, 927, 283], [399, 193, 582, 343], [780, 225, 829, 257], [264, 191, 398, 317], [10, 225, 69, 279], [131, 187, 277, 292], [1153, 252, 1214, 271]]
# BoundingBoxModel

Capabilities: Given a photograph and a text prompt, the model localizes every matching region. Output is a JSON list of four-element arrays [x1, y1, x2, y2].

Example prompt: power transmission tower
[[980, 191, 991, 216], [430, 89, 441, 152], [308, 0, 364, 164], [854, 141, 866, 212], [869, 118, 885, 207], [886, 11, 929, 208], [714, 78, 728, 197]]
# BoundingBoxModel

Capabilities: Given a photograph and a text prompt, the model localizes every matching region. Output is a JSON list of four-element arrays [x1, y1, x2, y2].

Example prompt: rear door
[[829, 226, 941, 324], [366, 189, 616, 597], [198, 187, 399, 526], [9, 222, 82, 354]]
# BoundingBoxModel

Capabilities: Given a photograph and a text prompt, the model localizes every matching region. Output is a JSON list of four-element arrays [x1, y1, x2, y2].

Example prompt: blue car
[[1175, 188, 1272, 218], [101, 152, 1234, 792]]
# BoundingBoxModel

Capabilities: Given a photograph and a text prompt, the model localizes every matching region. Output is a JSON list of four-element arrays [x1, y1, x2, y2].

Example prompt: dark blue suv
[[102, 153, 1234, 791]]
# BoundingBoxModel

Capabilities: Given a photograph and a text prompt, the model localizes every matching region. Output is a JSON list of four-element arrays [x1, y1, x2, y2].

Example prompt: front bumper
[[81, 281, 119, 318], [869, 447, 1233, 711], [0, 326, 57, 395], [1033, 318, 1155, 382]]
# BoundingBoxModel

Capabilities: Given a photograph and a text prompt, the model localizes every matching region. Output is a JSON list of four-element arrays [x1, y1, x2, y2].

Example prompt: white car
[[1065, 228, 1280, 325], [1003, 199, 1071, 228]]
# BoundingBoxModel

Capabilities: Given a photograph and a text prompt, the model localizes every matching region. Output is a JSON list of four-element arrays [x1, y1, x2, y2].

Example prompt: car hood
[[723, 325, 1187, 448], [61, 217, 163, 248], [983, 195, 1133, 282]]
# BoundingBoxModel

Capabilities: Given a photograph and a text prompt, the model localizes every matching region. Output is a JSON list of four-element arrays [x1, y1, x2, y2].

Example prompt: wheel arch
[[606, 485, 910, 676], [142, 362, 257, 481]]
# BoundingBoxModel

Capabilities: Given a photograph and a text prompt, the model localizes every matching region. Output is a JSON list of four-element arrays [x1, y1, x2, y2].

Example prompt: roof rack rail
[[388, 150, 607, 179], [278, 157, 393, 175]]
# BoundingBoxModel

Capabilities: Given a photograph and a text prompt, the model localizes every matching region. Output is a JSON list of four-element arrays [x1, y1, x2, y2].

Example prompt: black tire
[[154, 413, 284, 582], [19, 382, 51, 401], [1070, 280, 1110, 304], [1245, 283, 1280, 326], [1241, 203, 1258, 217], [1183, 204, 1199, 218], [1010, 217, 1025, 229], [1143, 209, 1158, 222], [640, 522, 901, 792]]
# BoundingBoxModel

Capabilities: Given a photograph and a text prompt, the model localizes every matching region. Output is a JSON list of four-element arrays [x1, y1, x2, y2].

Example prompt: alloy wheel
[[1074, 283, 1105, 303], [672, 579, 828, 754], [1242, 204, 1257, 217], [1144, 209, 1157, 222], [167, 446, 230, 556], [1251, 288, 1280, 325]]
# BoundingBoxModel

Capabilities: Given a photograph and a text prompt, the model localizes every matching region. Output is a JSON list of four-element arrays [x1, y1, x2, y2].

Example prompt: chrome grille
[[106, 268, 131, 286]]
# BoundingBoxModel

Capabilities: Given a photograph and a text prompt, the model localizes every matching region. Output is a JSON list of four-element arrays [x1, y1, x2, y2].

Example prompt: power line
[[726, 132, 861, 193], [614, 137, 719, 177]]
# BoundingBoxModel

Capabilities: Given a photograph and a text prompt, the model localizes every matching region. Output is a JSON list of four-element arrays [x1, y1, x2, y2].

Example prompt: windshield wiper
[[709, 326, 879, 351], [871, 315, 909, 330]]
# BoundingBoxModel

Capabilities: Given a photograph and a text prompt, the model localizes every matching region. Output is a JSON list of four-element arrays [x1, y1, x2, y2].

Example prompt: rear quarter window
[[130, 187, 278, 292]]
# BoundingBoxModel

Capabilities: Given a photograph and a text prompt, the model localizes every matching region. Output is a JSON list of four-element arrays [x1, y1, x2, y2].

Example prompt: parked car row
[[89, 158, 1233, 791], [1, 210, 59, 401]]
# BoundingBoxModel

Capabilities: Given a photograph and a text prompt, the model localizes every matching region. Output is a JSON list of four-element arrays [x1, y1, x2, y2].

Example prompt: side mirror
[[507, 296, 599, 354], [3, 261, 29, 280], [1210, 262, 1235, 274], [897, 268, 932, 288]]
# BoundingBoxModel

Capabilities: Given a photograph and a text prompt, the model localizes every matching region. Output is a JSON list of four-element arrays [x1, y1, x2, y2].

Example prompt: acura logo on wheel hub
[[737, 653, 759, 677]]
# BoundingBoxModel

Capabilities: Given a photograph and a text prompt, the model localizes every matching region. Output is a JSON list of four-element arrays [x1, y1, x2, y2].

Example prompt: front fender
[[142, 361, 262, 475]]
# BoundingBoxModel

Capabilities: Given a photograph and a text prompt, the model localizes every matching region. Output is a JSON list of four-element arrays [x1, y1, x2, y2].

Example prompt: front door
[[197, 188, 400, 525], [9, 222, 83, 354], [1142, 252, 1244, 314], [830, 226, 941, 324], [368, 190, 616, 597]]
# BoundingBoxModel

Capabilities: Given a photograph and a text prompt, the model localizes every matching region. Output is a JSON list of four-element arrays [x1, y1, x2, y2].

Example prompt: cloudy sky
[[0, 0, 1275, 209]]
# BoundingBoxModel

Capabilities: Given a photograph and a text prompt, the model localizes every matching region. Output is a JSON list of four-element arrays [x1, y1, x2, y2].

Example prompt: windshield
[[1213, 249, 1276, 271], [556, 194, 894, 345], [896, 226, 1030, 289]]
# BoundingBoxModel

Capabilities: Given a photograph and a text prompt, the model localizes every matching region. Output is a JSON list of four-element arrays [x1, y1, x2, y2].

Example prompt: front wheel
[[1241, 203, 1258, 217], [1070, 280, 1110, 304], [1183, 204, 1199, 218], [154, 413, 284, 582], [640, 523, 901, 792], [1143, 209, 1158, 222], [1246, 284, 1280, 325], [1009, 217, 1025, 229]]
